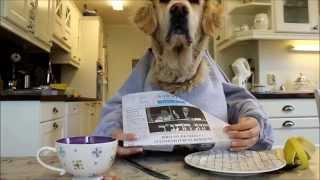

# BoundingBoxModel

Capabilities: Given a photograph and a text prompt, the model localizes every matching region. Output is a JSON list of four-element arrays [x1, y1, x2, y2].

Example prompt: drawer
[[259, 99, 317, 118], [66, 102, 81, 114], [270, 117, 320, 129], [41, 102, 65, 122], [270, 117, 320, 147], [272, 128, 320, 147], [40, 118, 63, 148]]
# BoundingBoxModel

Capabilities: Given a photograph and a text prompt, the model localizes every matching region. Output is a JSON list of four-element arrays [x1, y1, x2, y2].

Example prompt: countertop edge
[[252, 92, 315, 99]]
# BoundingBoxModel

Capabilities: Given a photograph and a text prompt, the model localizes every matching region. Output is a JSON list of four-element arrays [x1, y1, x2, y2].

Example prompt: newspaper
[[122, 91, 231, 149]]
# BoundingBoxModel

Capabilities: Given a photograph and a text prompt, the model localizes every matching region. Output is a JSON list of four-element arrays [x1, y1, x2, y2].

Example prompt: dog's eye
[[188, 0, 199, 4], [159, 0, 170, 3]]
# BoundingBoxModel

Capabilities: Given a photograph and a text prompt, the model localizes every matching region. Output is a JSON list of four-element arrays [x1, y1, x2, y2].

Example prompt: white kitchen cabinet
[[51, 0, 81, 68], [81, 101, 102, 135], [216, 0, 319, 51], [0, 0, 52, 51], [63, 0, 72, 47], [40, 117, 63, 148], [0, 0, 31, 31], [53, 0, 64, 42], [259, 99, 319, 147], [0, 101, 65, 157], [33, 0, 52, 46], [70, 1, 81, 65], [64, 102, 82, 137], [274, 0, 319, 33], [52, 0, 75, 51], [92, 101, 102, 132]]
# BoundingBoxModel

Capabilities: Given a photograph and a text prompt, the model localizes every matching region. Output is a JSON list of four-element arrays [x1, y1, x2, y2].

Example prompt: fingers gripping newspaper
[[122, 91, 231, 150]]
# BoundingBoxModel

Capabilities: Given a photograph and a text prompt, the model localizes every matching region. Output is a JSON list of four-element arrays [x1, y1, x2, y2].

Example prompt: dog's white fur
[[134, 0, 222, 93]]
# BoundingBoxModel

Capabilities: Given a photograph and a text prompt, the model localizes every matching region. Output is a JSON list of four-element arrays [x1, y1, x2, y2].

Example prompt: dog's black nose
[[170, 3, 188, 16]]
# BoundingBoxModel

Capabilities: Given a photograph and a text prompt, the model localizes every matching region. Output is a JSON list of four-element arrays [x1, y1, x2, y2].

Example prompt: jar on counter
[[293, 73, 314, 91]]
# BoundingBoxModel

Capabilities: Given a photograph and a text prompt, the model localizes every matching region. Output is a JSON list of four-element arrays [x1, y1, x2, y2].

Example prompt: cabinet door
[[62, 0, 72, 47], [274, 0, 319, 33], [2, 0, 31, 31], [41, 102, 65, 122], [70, 2, 81, 64], [53, 0, 64, 40], [40, 118, 63, 147], [84, 102, 99, 135], [66, 113, 82, 137], [270, 117, 319, 146], [34, 0, 51, 45], [80, 103, 88, 135]]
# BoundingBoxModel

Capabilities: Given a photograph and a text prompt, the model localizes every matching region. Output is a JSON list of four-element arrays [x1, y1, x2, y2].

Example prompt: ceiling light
[[289, 44, 320, 52], [111, 0, 124, 11]]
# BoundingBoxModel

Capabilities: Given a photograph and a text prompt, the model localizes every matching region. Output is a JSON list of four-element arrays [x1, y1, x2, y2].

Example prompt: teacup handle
[[36, 146, 66, 176]]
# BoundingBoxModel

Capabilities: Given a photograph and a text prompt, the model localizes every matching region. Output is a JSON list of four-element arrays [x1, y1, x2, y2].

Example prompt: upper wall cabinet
[[0, 0, 53, 51], [274, 0, 319, 33], [52, 0, 73, 52], [34, 0, 53, 45], [70, 1, 81, 65], [217, 0, 319, 51], [1, 0, 31, 31], [51, 0, 81, 68]]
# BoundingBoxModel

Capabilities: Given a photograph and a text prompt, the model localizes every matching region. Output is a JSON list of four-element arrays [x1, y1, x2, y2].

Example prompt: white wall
[[61, 18, 102, 98], [106, 25, 151, 99], [258, 40, 319, 91]]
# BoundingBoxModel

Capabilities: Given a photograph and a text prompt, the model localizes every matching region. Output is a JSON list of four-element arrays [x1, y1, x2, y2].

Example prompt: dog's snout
[[170, 3, 188, 16]]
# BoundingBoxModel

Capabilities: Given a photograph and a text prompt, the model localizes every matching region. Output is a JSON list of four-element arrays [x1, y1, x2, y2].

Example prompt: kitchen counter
[[1, 149, 319, 180], [0, 95, 98, 101], [252, 92, 315, 99]]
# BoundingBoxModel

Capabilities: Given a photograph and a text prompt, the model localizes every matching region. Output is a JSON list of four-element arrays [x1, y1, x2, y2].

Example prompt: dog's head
[[134, 0, 222, 49], [134, 0, 222, 93]]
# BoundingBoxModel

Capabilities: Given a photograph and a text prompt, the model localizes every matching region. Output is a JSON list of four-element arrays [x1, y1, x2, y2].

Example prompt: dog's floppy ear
[[202, 1, 223, 37], [134, 3, 157, 35]]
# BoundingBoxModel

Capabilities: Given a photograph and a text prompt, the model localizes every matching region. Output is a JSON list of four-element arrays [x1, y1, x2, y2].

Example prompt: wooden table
[[1, 149, 319, 180]]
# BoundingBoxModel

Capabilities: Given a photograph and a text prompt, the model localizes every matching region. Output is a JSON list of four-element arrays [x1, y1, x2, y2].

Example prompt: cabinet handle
[[30, 1, 35, 7], [312, 25, 319, 31], [26, 24, 33, 29], [53, 107, 59, 114], [53, 122, 59, 129], [29, 15, 35, 20], [282, 105, 295, 112], [282, 120, 295, 128]]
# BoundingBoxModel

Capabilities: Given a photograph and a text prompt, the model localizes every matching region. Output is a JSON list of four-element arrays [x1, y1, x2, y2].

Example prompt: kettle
[[231, 58, 252, 89]]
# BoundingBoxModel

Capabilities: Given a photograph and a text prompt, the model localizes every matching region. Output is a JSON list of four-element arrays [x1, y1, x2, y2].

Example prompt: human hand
[[112, 129, 143, 157], [223, 117, 260, 151]]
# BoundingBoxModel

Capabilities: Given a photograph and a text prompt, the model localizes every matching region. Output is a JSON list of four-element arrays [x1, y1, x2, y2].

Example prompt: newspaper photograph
[[122, 91, 231, 149]]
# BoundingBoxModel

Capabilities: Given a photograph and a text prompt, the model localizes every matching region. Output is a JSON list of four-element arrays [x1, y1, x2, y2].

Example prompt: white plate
[[184, 150, 286, 176]]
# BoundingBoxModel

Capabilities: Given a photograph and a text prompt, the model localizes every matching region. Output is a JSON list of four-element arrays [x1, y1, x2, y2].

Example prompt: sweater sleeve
[[205, 51, 273, 150], [222, 83, 274, 150], [93, 51, 153, 137]]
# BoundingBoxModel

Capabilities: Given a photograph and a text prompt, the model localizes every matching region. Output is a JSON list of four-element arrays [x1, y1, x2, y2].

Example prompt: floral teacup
[[37, 136, 117, 180]]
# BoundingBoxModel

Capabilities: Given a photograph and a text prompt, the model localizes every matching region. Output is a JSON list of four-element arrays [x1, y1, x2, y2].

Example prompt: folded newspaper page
[[122, 91, 231, 149]]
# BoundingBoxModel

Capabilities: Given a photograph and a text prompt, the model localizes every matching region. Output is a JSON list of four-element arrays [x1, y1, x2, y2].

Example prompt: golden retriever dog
[[134, 0, 222, 93]]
